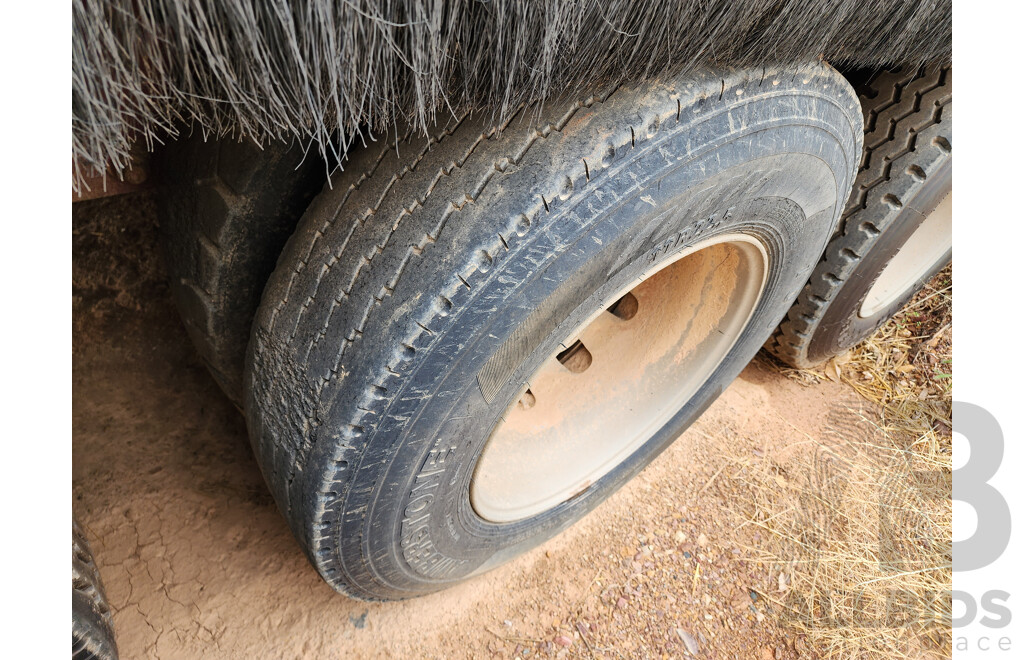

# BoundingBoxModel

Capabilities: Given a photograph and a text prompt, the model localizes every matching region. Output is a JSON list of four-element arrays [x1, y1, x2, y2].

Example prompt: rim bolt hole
[[556, 340, 593, 373], [608, 291, 639, 320], [518, 389, 536, 410]]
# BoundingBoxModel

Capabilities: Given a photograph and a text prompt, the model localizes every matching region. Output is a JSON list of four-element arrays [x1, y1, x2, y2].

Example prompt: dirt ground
[[73, 193, 895, 659]]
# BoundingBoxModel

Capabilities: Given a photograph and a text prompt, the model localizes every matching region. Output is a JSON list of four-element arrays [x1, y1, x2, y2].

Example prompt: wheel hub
[[471, 234, 769, 522]]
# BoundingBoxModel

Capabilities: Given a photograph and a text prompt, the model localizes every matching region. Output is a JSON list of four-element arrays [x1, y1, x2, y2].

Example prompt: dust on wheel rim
[[470, 234, 770, 523], [860, 191, 952, 318]]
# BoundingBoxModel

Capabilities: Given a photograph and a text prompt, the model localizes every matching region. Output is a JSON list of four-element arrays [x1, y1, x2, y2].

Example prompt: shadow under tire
[[73, 518, 118, 660], [768, 64, 952, 368], [245, 62, 861, 600]]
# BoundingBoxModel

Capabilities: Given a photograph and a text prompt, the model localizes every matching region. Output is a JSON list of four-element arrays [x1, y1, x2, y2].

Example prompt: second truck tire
[[73, 519, 118, 660], [769, 65, 952, 368], [245, 62, 861, 599], [158, 138, 327, 404]]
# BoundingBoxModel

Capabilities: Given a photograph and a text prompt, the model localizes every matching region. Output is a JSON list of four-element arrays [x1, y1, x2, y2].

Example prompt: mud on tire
[[245, 62, 861, 600]]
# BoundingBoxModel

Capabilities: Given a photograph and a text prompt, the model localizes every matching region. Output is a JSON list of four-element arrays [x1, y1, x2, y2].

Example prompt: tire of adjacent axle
[[244, 62, 862, 600], [73, 518, 118, 660], [768, 65, 952, 368], [157, 137, 327, 405]]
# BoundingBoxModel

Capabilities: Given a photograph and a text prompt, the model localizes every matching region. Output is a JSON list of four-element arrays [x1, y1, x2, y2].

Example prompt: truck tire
[[768, 65, 951, 368], [158, 137, 327, 404], [73, 519, 117, 660], [245, 62, 861, 600]]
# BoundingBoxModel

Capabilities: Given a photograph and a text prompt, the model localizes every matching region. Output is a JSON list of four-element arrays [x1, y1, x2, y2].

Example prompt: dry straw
[[743, 267, 952, 658]]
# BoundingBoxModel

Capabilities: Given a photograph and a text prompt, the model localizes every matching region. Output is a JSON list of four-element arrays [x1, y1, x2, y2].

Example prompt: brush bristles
[[72, 0, 952, 193]]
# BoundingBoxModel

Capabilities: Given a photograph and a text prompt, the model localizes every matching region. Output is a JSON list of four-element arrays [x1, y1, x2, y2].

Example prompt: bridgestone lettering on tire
[[768, 65, 952, 368], [245, 62, 861, 599]]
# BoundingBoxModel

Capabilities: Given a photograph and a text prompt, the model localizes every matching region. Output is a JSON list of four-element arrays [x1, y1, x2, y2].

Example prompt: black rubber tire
[[158, 137, 327, 404], [245, 62, 861, 600], [73, 518, 118, 660], [768, 65, 952, 368]]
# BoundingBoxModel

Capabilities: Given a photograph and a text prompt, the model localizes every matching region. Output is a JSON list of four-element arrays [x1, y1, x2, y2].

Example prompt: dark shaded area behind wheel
[[157, 138, 328, 404]]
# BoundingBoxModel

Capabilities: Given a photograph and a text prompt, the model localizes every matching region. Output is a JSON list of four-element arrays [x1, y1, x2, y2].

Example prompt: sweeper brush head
[[72, 0, 951, 191]]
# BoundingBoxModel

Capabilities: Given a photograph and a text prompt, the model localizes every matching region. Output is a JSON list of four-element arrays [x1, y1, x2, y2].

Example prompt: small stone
[[616, 597, 629, 609], [554, 635, 573, 648], [697, 533, 709, 546], [675, 628, 699, 655], [674, 531, 687, 543]]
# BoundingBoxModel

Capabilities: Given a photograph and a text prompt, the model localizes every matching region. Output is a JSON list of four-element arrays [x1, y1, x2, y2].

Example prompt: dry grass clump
[[736, 267, 952, 658], [731, 404, 951, 659], [770, 265, 952, 413], [832, 265, 951, 413]]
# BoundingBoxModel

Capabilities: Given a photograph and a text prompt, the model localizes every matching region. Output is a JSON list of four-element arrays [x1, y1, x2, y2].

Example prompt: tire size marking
[[645, 208, 730, 264]]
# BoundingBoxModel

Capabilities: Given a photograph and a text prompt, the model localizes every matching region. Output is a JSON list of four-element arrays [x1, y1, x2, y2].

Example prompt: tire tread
[[767, 64, 952, 368]]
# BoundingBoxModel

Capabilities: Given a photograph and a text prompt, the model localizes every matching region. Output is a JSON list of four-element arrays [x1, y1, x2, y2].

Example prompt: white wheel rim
[[470, 234, 769, 523], [860, 192, 952, 318]]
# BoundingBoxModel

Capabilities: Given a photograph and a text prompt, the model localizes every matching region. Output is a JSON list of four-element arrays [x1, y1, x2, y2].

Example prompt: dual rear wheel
[[769, 64, 952, 367]]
